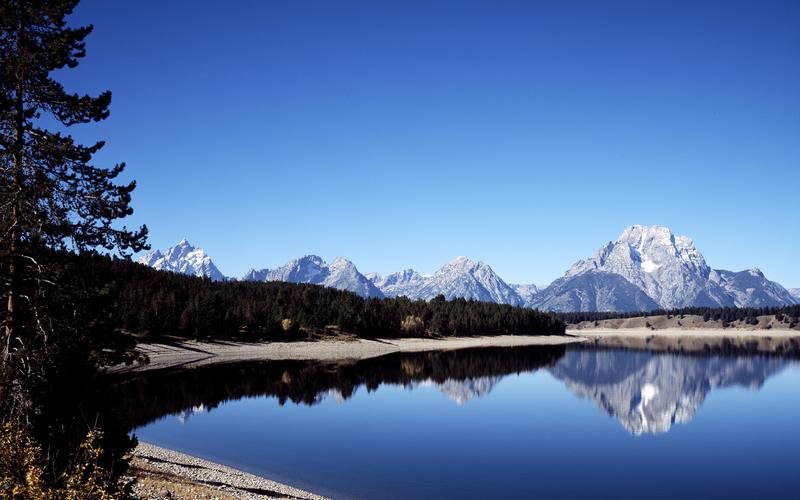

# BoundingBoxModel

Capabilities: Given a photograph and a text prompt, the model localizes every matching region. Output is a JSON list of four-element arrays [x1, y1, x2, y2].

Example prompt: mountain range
[[138, 225, 798, 312]]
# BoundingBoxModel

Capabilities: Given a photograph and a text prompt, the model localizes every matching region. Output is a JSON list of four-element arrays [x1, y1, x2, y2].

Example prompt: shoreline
[[113, 334, 583, 374], [123, 329, 800, 498], [113, 328, 800, 375], [566, 327, 800, 354], [129, 442, 327, 500]]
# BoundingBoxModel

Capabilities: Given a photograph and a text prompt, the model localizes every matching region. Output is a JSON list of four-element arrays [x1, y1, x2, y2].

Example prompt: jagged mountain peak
[[329, 256, 355, 269], [438, 256, 487, 273], [511, 283, 540, 307], [545, 225, 794, 311], [371, 257, 523, 305], [139, 240, 225, 281], [242, 254, 383, 298], [565, 225, 716, 309]]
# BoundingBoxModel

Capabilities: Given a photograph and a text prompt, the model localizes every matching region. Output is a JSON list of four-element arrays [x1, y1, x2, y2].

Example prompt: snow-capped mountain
[[788, 288, 800, 304], [563, 225, 731, 309], [535, 225, 795, 311], [367, 269, 427, 299], [243, 255, 383, 298], [511, 283, 540, 307], [369, 257, 524, 305], [138, 239, 225, 281]]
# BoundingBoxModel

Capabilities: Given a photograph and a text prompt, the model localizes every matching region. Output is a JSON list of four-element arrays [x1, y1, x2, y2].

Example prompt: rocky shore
[[129, 443, 327, 500], [112, 334, 582, 374]]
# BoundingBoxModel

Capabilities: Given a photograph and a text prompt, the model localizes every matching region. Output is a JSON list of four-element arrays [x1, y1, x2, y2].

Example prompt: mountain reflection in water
[[549, 348, 790, 434], [118, 345, 565, 430], [119, 345, 793, 436]]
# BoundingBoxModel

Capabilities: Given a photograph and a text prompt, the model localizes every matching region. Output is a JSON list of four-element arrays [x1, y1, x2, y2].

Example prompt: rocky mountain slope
[[243, 255, 383, 298], [369, 257, 525, 305], [138, 239, 225, 281]]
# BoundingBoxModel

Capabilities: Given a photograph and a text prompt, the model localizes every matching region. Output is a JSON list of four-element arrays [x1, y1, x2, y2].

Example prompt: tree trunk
[[4, 5, 24, 360]]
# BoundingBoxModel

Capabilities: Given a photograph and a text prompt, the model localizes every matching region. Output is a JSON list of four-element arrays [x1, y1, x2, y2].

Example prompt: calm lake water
[[123, 345, 800, 499]]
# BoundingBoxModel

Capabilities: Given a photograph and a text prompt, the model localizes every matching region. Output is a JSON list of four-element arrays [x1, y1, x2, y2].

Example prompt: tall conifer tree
[[0, 0, 146, 360]]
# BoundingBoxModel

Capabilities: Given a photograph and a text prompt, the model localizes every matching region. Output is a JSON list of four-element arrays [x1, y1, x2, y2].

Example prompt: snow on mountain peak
[[139, 240, 225, 281], [243, 255, 383, 298], [369, 257, 523, 305], [564, 225, 716, 309], [548, 225, 795, 311]]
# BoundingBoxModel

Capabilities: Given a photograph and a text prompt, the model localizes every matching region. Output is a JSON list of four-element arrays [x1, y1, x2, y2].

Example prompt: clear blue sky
[[61, 0, 799, 286]]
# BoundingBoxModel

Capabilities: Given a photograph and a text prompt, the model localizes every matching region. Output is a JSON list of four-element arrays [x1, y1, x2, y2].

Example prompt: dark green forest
[[62, 250, 566, 340], [558, 305, 800, 326]]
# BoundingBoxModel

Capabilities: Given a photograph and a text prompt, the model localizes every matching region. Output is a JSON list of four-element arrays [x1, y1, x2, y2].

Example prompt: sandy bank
[[113, 335, 583, 374], [570, 314, 799, 332], [567, 328, 800, 355], [129, 442, 326, 499]]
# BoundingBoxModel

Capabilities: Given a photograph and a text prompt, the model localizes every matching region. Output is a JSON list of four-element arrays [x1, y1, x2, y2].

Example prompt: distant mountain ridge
[[140, 226, 796, 312], [244, 255, 383, 298], [368, 256, 524, 305]]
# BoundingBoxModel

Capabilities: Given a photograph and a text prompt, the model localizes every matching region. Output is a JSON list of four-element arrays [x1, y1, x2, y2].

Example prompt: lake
[[123, 345, 800, 499]]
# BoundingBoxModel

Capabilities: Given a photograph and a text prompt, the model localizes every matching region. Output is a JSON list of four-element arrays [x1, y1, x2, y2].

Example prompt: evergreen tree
[[1, 0, 146, 359], [0, 0, 146, 491]]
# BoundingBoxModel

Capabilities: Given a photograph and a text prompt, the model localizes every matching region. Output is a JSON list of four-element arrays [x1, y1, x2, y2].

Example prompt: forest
[[63, 250, 567, 340], [557, 304, 800, 326]]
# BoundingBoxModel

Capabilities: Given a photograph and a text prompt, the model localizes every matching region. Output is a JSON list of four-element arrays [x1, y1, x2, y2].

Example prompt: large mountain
[[138, 239, 225, 281], [243, 255, 383, 298], [368, 257, 524, 305], [533, 225, 794, 311], [787, 288, 800, 304]]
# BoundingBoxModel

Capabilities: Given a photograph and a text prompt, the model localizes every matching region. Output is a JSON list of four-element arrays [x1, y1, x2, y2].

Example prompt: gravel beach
[[113, 334, 583, 374], [129, 442, 327, 500]]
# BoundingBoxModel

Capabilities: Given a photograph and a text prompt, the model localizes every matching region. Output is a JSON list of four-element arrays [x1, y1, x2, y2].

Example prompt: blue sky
[[61, 0, 799, 286]]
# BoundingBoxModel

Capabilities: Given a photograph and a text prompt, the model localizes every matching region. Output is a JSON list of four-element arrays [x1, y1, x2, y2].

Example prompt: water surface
[[125, 346, 800, 499]]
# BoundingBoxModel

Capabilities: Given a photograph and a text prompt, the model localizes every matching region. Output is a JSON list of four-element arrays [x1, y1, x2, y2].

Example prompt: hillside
[[570, 314, 800, 331]]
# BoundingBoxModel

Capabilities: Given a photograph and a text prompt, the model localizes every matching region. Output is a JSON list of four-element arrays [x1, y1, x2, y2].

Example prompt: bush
[[400, 315, 426, 336], [0, 422, 130, 499]]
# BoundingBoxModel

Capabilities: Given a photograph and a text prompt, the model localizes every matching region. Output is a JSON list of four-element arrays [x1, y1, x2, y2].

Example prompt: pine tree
[[0, 0, 146, 360], [0, 0, 146, 490]]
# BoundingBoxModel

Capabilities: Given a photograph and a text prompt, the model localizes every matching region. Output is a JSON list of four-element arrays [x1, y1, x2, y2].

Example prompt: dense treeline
[[62, 251, 565, 339], [558, 305, 800, 326]]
